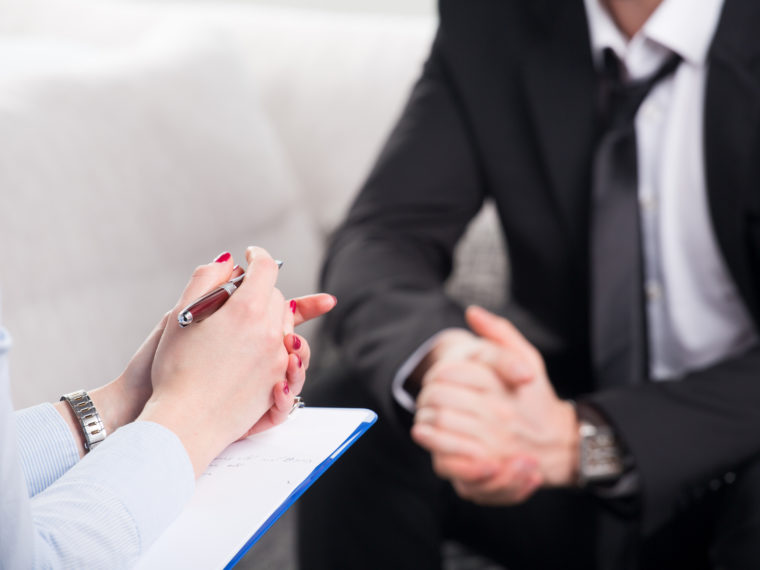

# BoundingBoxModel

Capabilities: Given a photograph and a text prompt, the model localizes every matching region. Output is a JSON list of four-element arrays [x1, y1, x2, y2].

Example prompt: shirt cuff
[[391, 330, 459, 413], [15, 403, 79, 497]]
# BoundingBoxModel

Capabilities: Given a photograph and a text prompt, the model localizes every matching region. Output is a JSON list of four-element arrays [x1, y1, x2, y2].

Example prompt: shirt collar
[[584, 0, 725, 71]]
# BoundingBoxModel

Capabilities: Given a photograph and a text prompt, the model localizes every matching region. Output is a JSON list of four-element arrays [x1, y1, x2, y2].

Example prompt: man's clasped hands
[[411, 306, 580, 505], [56, 246, 336, 477]]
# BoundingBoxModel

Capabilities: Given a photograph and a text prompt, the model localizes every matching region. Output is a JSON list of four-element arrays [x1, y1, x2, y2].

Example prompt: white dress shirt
[[0, 318, 195, 568], [584, 0, 758, 380]]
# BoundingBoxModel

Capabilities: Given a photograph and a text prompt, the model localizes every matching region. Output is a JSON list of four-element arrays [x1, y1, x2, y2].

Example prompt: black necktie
[[590, 49, 681, 389]]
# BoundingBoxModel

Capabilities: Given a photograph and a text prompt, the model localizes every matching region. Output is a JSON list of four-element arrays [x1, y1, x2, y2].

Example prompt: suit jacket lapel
[[521, 1, 597, 253], [705, 0, 760, 322]]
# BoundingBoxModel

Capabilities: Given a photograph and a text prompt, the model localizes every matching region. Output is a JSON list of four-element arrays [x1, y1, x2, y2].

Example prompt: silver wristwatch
[[60, 390, 107, 451], [576, 405, 625, 487]]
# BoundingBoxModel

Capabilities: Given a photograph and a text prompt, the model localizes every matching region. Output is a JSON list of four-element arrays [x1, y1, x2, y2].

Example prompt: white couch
[[0, 0, 507, 410]]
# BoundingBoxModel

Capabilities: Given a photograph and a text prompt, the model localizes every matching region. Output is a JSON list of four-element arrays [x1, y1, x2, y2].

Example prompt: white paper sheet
[[134, 407, 376, 570]]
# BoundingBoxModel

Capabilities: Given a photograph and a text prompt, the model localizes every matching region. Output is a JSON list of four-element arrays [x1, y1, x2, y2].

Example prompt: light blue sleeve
[[29, 422, 195, 569], [15, 403, 80, 497], [0, 324, 195, 569], [0, 324, 36, 569]]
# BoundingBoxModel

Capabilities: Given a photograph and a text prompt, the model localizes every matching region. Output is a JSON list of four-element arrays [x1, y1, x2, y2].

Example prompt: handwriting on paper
[[202, 454, 315, 477]]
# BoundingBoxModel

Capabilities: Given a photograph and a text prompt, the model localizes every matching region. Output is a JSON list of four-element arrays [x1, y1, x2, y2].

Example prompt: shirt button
[[644, 281, 662, 301], [640, 100, 661, 122], [639, 194, 657, 213], [645, 281, 662, 302]]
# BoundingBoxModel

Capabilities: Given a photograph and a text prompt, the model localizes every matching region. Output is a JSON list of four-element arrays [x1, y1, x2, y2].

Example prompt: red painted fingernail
[[297, 354, 302, 368], [232, 264, 241, 272], [292, 335, 302, 350], [290, 300, 297, 314], [215, 252, 231, 263], [283, 382, 290, 395]]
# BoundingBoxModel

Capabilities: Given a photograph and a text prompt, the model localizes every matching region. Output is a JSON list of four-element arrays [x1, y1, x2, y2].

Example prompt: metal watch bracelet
[[575, 402, 625, 487], [60, 390, 107, 452]]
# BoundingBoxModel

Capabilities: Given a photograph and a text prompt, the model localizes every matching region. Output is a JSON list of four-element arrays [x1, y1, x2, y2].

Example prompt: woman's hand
[[138, 247, 295, 476], [240, 293, 337, 437], [57, 251, 336, 462]]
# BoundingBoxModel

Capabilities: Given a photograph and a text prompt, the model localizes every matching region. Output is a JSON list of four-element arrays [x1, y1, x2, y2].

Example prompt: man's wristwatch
[[60, 390, 107, 451], [576, 404, 625, 487]]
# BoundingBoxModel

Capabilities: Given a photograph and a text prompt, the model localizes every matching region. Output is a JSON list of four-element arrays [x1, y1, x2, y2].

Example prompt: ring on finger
[[289, 396, 305, 415]]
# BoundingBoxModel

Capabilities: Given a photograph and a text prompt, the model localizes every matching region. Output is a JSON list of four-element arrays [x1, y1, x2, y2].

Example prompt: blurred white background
[[241, 0, 433, 15], [147, 0, 437, 15]]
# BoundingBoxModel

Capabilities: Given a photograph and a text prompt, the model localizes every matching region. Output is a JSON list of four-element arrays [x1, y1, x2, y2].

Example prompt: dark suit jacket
[[321, 0, 760, 536]]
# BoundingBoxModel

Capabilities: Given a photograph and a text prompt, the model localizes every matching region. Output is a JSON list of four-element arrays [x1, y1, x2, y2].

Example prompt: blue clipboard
[[226, 409, 376, 568], [134, 407, 376, 570]]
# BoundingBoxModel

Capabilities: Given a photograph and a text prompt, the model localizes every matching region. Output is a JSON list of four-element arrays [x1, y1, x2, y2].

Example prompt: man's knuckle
[[434, 409, 453, 429], [437, 360, 470, 382], [427, 389, 447, 408]]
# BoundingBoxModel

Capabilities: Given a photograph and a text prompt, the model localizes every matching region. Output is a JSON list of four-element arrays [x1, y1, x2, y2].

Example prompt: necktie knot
[[598, 48, 682, 129]]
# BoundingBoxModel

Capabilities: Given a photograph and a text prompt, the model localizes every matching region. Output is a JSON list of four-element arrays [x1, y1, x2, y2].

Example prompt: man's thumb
[[465, 305, 531, 353]]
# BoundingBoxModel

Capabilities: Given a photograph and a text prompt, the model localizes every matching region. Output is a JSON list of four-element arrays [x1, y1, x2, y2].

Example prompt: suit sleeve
[[320, 32, 485, 418], [585, 345, 760, 535]]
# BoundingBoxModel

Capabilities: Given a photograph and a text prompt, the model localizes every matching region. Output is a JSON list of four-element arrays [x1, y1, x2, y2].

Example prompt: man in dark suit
[[299, 0, 760, 568]]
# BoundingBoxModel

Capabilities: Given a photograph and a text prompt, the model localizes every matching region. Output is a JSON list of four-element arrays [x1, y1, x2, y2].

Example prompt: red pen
[[177, 260, 283, 327]]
